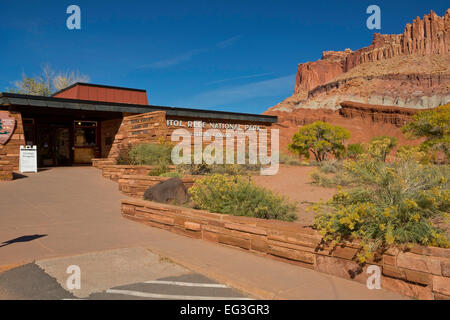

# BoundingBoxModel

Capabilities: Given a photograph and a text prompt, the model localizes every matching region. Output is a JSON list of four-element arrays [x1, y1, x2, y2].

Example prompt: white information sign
[[20, 145, 37, 173]]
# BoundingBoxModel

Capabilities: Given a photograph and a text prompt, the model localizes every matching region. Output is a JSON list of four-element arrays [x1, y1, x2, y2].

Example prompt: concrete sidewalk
[[0, 167, 405, 299]]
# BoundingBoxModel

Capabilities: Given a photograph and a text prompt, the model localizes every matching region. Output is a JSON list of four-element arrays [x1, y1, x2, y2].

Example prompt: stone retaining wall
[[91, 158, 115, 169], [121, 198, 450, 300], [100, 164, 175, 181], [0, 160, 13, 181], [119, 174, 195, 198], [0, 110, 25, 180]]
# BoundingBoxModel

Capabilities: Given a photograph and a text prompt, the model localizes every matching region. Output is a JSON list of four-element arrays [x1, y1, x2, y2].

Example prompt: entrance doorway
[[37, 126, 71, 167], [73, 121, 98, 164]]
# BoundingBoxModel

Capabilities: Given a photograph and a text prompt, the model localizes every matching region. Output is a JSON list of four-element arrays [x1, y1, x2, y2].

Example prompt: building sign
[[166, 120, 261, 131], [0, 113, 16, 145], [20, 145, 38, 173]]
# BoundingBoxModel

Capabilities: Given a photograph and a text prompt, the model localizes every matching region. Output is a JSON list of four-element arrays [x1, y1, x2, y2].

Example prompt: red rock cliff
[[294, 9, 450, 94]]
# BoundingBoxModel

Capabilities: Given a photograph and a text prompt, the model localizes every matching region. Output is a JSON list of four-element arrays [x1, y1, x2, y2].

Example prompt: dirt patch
[[252, 165, 336, 226]]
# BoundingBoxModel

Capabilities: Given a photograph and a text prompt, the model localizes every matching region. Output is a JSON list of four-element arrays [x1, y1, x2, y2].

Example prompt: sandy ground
[[252, 165, 336, 226]]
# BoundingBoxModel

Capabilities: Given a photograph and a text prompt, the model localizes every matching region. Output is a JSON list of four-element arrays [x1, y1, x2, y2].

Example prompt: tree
[[8, 76, 52, 96], [367, 136, 398, 162], [288, 121, 350, 162], [402, 104, 450, 161], [8, 64, 90, 96]]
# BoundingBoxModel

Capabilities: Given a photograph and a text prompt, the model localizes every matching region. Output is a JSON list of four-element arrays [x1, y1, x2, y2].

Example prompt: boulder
[[143, 178, 189, 204]]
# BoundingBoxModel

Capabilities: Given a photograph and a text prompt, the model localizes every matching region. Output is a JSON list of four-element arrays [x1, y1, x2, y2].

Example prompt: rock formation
[[271, 10, 449, 113], [266, 101, 425, 152], [265, 9, 449, 150], [294, 9, 449, 95]]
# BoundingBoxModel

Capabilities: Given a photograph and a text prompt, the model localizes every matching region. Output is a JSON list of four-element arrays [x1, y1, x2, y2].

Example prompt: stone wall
[[0, 110, 25, 180], [101, 118, 123, 158], [91, 158, 115, 169], [121, 198, 450, 300], [107, 111, 169, 161], [118, 174, 196, 198], [106, 111, 274, 163], [100, 164, 176, 181]]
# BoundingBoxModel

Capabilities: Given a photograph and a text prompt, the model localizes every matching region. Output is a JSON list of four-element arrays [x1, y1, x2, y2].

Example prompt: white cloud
[[177, 74, 296, 107], [140, 49, 204, 69], [216, 35, 243, 49], [140, 35, 243, 69], [205, 72, 274, 85]]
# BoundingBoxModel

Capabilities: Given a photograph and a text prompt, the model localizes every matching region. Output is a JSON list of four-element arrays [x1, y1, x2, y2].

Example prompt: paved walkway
[[0, 167, 405, 299]]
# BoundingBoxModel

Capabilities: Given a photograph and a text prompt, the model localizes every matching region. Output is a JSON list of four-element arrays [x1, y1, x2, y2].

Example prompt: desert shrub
[[159, 171, 182, 178], [319, 160, 342, 174], [367, 136, 398, 162], [289, 121, 350, 162], [402, 104, 450, 162], [310, 171, 334, 187], [116, 144, 133, 165], [279, 152, 303, 166], [178, 162, 259, 176], [129, 143, 173, 166], [148, 164, 170, 176], [397, 145, 430, 164], [190, 174, 297, 221], [313, 155, 450, 262], [346, 143, 365, 159]]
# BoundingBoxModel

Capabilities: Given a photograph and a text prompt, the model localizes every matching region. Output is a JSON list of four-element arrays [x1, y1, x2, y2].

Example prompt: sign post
[[20, 145, 38, 173]]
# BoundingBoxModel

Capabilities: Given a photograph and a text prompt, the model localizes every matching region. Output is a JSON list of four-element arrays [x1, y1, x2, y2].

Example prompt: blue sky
[[0, 1, 448, 114]]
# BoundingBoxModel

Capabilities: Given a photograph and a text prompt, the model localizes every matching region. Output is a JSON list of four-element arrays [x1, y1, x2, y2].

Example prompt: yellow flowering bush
[[367, 136, 397, 162], [313, 156, 450, 262], [402, 104, 450, 162], [190, 174, 297, 221]]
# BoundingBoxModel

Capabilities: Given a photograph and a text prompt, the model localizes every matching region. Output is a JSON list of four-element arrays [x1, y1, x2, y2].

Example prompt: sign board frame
[[20, 145, 38, 173]]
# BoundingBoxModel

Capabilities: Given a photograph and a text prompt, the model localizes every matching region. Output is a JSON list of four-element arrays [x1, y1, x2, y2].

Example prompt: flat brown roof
[[0, 92, 277, 124]]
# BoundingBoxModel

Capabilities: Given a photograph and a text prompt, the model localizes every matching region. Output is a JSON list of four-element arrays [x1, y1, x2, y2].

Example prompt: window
[[74, 121, 97, 147]]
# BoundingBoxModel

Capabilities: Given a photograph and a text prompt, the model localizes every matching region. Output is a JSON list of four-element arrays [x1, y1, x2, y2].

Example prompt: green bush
[[148, 164, 170, 176], [159, 171, 182, 178], [310, 171, 334, 187], [402, 104, 450, 162], [178, 162, 259, 176], [190, 174, 297, 221], [116, 144, 133, 165], [129, 143, 172, 166], [347, 143, 365, 159], [313, 155, 450, 262], [367, 136, 398, 162], [319, 160, 342, 174]]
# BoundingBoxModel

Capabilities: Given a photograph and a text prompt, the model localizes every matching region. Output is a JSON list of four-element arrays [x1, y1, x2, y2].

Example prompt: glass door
[[73, 121, 98, 164], [36, 125, 71, 166]]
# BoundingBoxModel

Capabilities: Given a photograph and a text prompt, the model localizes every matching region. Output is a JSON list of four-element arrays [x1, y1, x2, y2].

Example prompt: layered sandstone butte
[[294, 9, 449, 94], [265, 9, 449, 150], [268, 101, 423, 152], [271, 9, 449, 113]]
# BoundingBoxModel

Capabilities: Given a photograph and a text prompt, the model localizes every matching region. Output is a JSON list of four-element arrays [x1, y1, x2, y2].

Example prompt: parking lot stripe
[[105, 289, 252, 300], [144, 280, 229, 288]]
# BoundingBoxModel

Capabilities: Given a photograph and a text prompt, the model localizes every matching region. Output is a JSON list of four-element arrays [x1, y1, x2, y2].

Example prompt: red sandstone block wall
[[106, 111, 275, 163], [0, 111, 25, 180], [121, 198, 450, 300]]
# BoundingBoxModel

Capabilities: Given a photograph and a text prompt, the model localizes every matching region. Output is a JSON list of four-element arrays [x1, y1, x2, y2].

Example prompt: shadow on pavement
[[0, 234, 47, 248]]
